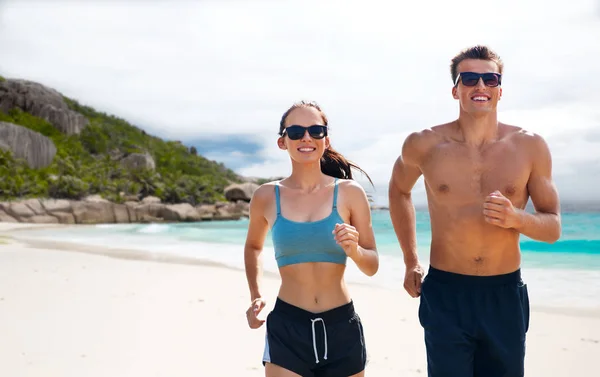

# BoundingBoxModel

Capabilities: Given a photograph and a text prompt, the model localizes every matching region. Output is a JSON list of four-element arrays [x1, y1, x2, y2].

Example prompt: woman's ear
[[277, 137, 287, 150], [325, 136, 331, 150]]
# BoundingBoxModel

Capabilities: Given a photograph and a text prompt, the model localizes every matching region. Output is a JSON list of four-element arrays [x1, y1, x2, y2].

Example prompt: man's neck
[[456, 111, 499, 146]]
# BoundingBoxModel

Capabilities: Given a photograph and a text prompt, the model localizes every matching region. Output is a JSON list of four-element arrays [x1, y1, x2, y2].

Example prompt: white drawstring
[[310, 317, 328, 363]]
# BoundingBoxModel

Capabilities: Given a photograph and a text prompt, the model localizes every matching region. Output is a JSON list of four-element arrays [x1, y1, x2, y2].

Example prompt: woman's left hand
[[333, 223, 360, 258]]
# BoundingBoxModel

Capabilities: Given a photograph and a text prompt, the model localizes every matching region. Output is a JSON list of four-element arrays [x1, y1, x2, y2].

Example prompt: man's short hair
[[450, 45, 504, 84]]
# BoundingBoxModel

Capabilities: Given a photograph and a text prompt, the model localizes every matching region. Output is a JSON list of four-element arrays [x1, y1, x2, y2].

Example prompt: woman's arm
[[334, 180, 379, 276], [243, 185, 271, 328]]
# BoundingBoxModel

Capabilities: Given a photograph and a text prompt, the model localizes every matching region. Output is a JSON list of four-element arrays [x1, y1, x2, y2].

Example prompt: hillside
[[0, 75, 244, 206]]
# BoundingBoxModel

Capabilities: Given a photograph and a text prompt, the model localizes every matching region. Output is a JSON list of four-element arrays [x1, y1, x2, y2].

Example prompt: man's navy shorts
[[419, 266, 530, 377]]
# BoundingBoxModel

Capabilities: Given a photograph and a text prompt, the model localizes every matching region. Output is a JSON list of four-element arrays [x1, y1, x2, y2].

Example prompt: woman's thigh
[[265, 362, 304, 377]]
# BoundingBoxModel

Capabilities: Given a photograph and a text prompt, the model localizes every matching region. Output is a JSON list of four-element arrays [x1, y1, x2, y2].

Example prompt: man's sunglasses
[[282, 125, 328, 140], [454, 72, 502, 87]]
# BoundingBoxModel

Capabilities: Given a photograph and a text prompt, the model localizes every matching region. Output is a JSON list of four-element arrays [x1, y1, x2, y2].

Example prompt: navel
[[438, 184, 450, 193]]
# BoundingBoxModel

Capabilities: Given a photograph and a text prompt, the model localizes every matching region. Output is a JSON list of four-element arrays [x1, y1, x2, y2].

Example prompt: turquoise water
[[11, 210, 600, 311], [57, 210, 598, 269]]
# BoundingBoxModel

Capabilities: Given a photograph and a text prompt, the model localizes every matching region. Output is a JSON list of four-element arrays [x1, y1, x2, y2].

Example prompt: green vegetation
[[0, 99, 243, 204], [0, 75, 5, 83], [254, 177, 284, 185]]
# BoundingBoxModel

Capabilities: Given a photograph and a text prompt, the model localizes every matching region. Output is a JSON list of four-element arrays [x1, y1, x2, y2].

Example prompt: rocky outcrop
[[224, 182, 259, 202], [0, 79, 88, 135], [141, 196, 161, 204], [0, 139, 9, 152], [0, 196, 249, 224], [120, 152, 155, 171], [0, 121, 57, 168]]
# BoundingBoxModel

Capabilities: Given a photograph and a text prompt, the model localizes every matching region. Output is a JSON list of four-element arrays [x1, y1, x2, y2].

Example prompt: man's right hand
[[246, 297, 266, 329], [404, 263, 425, 298]]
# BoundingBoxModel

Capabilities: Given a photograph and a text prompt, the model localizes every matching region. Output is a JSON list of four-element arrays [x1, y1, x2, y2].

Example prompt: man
[[388, 45, 561, 377]]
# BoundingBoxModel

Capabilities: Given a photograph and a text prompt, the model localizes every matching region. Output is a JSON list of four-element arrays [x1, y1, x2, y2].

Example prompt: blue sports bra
[[271, 178, 347, 268]]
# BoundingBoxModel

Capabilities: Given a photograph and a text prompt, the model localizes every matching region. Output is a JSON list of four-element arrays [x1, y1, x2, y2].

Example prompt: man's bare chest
[[421, 143, 531, 203]]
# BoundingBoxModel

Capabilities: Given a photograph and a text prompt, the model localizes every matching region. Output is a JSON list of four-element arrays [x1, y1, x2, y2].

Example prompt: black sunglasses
[[282, 125, 328, 140], [454, 72, 502, 87]]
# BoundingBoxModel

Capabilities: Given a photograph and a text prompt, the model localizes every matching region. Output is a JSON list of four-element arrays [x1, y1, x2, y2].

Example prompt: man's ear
[[452, 86, 459, 100], [277, 137, 287, 150], [499, 87, 502, 100]]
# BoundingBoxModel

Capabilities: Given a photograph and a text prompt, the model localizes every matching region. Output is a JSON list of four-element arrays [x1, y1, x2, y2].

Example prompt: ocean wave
[[137, 224, 170, 234], [521, 239, 600, 254]]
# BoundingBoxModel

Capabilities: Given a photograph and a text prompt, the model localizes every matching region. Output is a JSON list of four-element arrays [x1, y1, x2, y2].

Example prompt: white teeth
[[298, 148, 315, 152], [472, 96, 489, 101]]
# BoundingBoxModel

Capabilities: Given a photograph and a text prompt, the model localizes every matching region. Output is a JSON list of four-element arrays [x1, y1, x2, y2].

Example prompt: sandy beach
[[0, 224, 598, 377]]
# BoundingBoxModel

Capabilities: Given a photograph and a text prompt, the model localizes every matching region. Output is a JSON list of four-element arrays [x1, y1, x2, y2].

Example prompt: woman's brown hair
[[279, 100, 373, 186]]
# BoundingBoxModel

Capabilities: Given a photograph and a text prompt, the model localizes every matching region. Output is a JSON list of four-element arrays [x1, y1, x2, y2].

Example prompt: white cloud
[[0, 0, 599, 205]]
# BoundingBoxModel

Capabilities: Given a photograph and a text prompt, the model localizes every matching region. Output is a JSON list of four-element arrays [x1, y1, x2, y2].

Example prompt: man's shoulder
[[430, 121, 457, 135], [500, 122, 549, 147], [400, 123, 452, 166], [499, 123, 553, 165], [403, 123, 451, 152], [405, 122, 452, 146]]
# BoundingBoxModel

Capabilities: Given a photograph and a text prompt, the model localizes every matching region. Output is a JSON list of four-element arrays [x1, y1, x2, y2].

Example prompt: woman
[[244, 100, 379, 377]]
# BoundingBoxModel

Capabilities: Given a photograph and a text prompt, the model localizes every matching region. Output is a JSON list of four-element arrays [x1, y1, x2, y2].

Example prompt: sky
[[0, 0, 599, 206]]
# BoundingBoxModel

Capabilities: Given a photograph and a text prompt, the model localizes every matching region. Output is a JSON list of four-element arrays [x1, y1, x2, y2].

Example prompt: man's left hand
[[483, 190, 523, 229]]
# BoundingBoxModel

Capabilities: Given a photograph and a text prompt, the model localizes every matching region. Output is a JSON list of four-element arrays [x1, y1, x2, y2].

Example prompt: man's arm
[[515, 134, 561, 243], [389, 132, 426, 297]]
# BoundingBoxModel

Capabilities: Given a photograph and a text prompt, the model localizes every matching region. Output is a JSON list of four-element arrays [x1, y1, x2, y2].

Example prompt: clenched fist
[[333, 223, 360, 258], [483, 190, 523, 229]]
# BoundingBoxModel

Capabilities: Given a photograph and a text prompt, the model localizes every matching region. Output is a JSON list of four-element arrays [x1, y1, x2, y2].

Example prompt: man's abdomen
[[428, 206, 522, 276]]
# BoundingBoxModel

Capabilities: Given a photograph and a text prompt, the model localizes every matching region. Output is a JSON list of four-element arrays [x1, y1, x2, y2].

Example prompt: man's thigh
[[419, 277, 477, 377], [474, 283, 530, 377]]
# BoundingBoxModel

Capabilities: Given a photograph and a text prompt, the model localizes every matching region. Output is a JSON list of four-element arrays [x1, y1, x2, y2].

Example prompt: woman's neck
[[286, 162, 332, 192]]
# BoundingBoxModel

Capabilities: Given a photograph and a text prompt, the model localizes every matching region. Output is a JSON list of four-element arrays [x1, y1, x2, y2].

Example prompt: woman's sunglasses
[[282, 125, 328, 140], [454, 72, 502, 87]]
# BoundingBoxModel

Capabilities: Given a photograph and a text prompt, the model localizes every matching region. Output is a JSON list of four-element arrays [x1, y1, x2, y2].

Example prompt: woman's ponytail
[[321, 147, 373, 186]]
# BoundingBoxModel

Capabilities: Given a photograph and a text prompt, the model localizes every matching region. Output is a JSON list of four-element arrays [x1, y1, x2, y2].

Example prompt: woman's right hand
[[246, 297, 267, 329]]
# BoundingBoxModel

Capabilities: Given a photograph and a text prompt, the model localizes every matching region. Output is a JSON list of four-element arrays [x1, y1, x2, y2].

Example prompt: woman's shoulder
[[251, 180, 280, 202], [336, 178, 368, 199], [336, 178, 365, 189]]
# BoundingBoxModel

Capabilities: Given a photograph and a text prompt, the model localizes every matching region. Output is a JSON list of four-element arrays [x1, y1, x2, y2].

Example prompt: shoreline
[[2, 223, 599, 318]]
